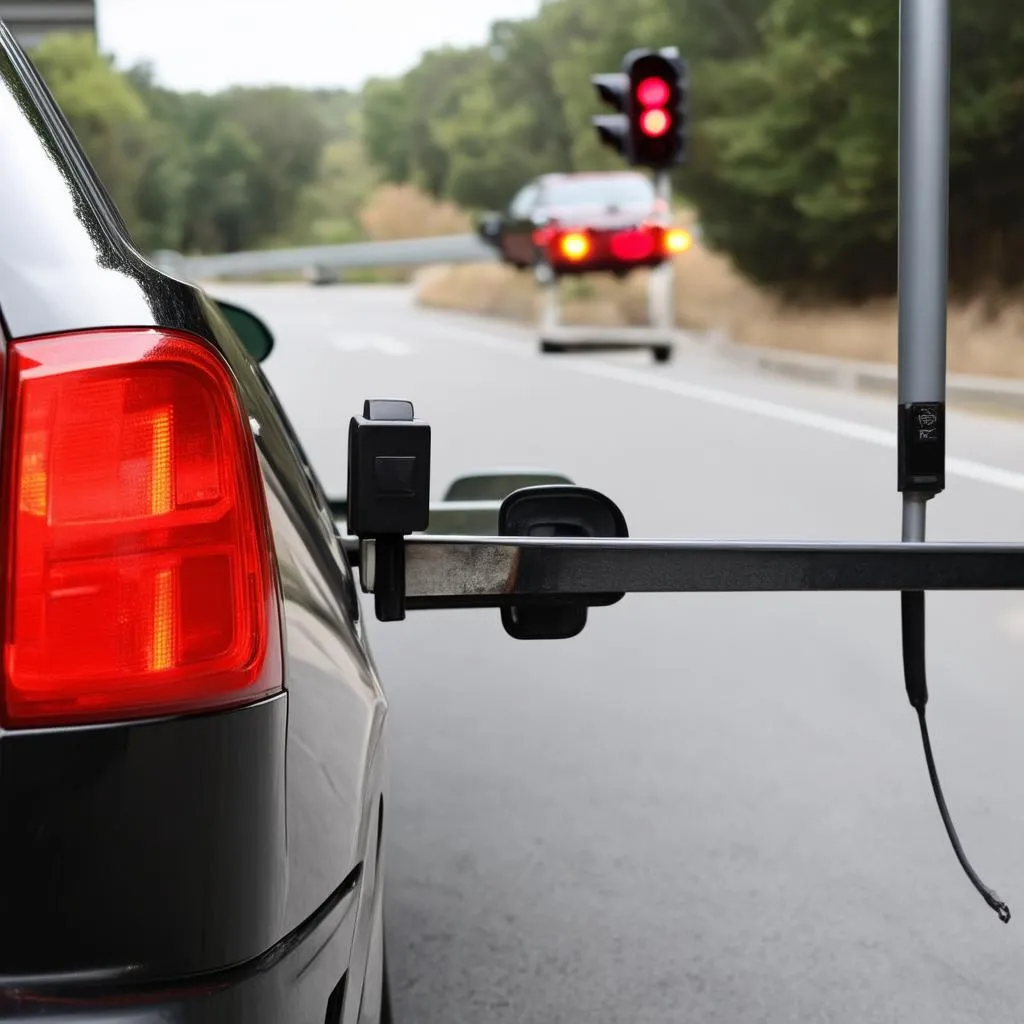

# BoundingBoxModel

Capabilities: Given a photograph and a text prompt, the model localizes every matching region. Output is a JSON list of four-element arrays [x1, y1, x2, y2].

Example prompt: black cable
[[901, 590, 1011, 923]]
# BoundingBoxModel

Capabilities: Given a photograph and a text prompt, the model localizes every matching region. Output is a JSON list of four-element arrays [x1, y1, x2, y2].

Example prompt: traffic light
[[591, 48, 689, 170], [625, 49, 688, 169], [590, 72, 632, 162]]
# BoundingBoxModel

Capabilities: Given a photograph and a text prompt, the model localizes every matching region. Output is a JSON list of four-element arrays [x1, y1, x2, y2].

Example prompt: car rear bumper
[[0, 695, 289, 978], [548, 253, 667, 275], [0, 866, 361, 1022]]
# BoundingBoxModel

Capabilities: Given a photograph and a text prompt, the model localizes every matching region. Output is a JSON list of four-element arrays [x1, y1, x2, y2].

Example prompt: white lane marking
[[434, 319, 1024, 495], [330, 333, 411, 356]]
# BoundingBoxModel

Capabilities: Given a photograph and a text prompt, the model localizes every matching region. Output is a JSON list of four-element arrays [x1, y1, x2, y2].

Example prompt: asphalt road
[[215, 282, 1024, 1024]]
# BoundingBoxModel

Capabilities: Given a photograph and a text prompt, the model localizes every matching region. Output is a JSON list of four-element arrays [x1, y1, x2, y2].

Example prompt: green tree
[[686, 0, 1024, 299], [308, 89, 362, 140], [687, 0, 901, 299], [363, 46, 493, 200], [31, 32, 158, 241], [211, 86, 328, 248], [121, 63, 193, 251], [362, 77, 413, 185], [181, 118, 261, 253], [434, 83, 544, 209], [290, 137, 378, 245]]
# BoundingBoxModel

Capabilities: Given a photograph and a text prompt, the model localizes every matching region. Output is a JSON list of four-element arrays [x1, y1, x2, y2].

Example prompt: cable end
[[994, 901, 1011, 924]]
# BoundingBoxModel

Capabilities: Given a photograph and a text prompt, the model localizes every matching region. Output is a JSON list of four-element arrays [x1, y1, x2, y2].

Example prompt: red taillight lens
[[532, 226, 556, 247], [1, 328, 282, 729], [610, 228, 658, 261]]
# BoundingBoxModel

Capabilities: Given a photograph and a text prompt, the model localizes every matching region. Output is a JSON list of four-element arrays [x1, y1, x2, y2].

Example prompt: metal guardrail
[[707, 333, 1024, 417], [151, 234, 497, 281]]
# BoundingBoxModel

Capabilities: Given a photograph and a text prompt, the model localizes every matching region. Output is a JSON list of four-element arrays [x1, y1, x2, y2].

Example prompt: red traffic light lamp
[[636, 76, 669, 108]]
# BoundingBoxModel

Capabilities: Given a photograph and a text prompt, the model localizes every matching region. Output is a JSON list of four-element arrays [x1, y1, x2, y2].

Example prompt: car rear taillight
[[610, 228, 658, 261], [665, 228, 693, 254], [0, 328, 282, 729], [557, 231, 591, 261], [532, 225, 557, 247]]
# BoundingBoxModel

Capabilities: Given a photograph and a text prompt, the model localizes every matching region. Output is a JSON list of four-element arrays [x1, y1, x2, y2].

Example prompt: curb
[[701, 331, 1024, 417]]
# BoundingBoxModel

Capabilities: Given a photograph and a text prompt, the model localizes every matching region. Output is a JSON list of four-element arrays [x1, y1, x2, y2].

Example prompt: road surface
[[215, 282, 1024, 1024]]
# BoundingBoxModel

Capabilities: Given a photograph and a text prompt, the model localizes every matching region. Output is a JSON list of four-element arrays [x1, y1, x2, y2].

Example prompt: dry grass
[[416, 210, 1024, 379], [360, 184, 473, 240], [340, 185, 475, 285]]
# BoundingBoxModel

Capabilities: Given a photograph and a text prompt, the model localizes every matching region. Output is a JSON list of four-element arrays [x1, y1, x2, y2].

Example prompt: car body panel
[[0, 22, 386, 1015]]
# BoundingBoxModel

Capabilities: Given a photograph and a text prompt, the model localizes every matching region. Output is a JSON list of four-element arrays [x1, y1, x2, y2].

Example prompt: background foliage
[[32, 0, 1024, 301]]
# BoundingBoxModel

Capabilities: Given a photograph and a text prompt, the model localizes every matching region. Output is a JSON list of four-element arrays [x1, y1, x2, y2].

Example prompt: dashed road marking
[[330, 333, 412, 356]]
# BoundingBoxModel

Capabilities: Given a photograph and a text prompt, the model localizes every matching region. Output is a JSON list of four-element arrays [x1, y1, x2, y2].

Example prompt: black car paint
[[0, 25, 387, 1021]]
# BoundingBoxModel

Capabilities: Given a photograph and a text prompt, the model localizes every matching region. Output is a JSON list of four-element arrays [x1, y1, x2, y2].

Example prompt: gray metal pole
[[653, 169, 672, 221], [537, 262, 560, 338], [898, 0, 951, 539], [650, 170, 675, 333], [891, 0, 1012, 926], [898, 0, 950, 406]]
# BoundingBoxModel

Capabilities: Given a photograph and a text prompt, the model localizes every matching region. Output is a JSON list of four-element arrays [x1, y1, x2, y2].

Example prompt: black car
[[0, 23, 393, 1023], [476, 171, 672, 273]]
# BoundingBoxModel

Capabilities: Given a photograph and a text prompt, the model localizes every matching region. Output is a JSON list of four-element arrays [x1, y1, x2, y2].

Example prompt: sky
[[96, 0, 544, 93]]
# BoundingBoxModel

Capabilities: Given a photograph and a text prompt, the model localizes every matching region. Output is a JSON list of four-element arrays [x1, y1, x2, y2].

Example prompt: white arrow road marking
[[330, 333, 412, 356]]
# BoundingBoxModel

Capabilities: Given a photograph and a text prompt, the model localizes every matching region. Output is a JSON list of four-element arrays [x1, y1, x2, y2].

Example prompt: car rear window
[[544, 176, 655, 206]]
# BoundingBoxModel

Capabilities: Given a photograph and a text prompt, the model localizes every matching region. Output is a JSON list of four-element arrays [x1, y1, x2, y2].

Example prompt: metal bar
[[334, 498, 502, 522], [357, 537, 1024, 602], [897, 0, 950, 407], [422, 500, 502, 536]]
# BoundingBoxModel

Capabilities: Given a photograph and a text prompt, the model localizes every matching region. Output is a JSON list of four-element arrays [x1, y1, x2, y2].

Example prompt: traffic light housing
[[590, 72, 632, 162], [626, 49, 687, 169], [591, 48, 688, 170]]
